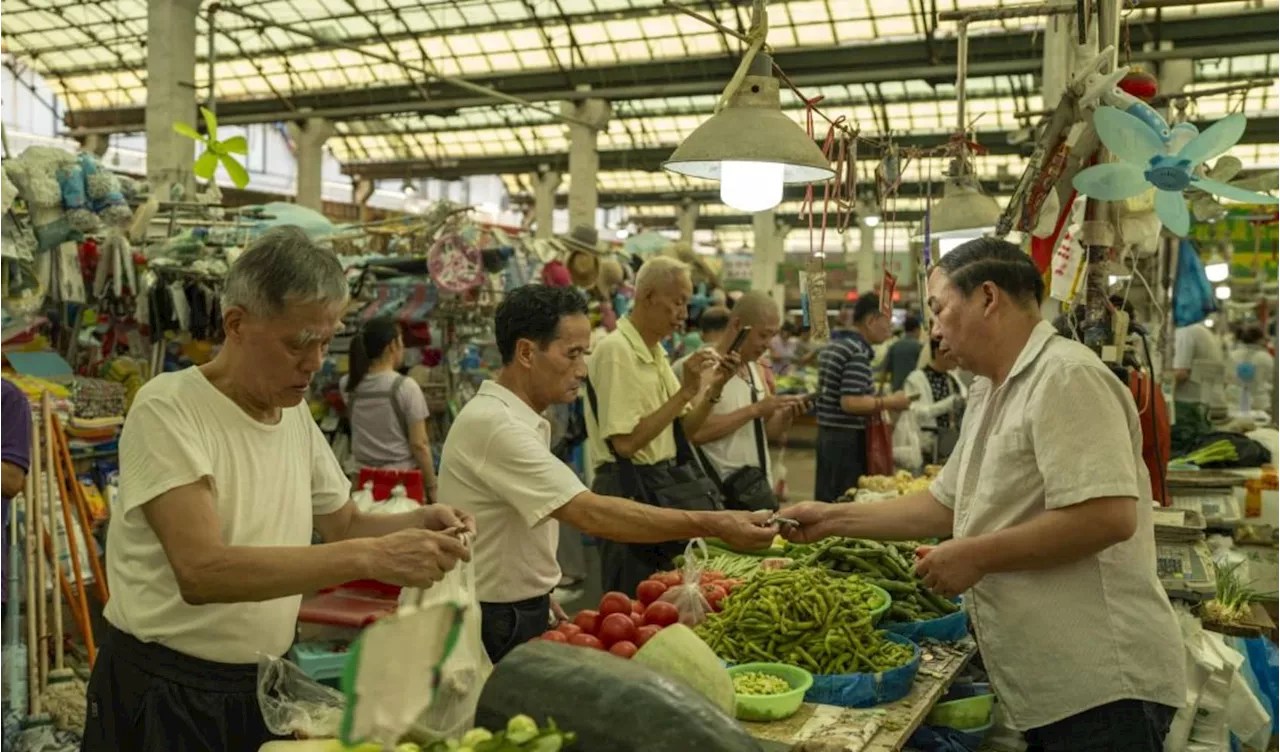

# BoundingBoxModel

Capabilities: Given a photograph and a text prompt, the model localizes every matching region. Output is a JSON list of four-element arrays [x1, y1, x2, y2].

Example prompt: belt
[[480, 592, 551, 610]]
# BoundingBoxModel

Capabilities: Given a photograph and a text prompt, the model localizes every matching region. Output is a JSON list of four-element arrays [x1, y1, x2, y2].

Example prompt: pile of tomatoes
[[537, 568, 747, 657]]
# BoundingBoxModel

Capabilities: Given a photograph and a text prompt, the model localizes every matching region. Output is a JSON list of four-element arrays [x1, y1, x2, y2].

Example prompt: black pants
[[480, 594, 552, 663], [815, 425, 867, 501], [81, 625, 280, 752], [1024, 699, 1177, 752]]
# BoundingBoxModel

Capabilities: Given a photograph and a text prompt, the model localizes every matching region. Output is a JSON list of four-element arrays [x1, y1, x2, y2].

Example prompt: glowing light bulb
[[1205, 259, 1229, 283], [1215, 285, 1231, 301], [862, 214, 881, 227], [719, 161, 784, 212]]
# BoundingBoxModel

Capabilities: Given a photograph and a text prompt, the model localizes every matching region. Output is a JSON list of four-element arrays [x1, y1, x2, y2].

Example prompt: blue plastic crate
[[291, 641, 351, 682]]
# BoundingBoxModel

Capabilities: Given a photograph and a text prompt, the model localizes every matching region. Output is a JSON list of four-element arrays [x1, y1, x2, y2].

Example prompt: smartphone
[[728, 325, 752, 354]]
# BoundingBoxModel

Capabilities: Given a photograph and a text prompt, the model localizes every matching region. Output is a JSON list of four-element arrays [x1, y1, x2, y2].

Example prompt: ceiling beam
[[633, 211, 926, 229], [339, 116, 1277, 181], [570, 179, 1004, 208], [61, 10, 1277, 135]]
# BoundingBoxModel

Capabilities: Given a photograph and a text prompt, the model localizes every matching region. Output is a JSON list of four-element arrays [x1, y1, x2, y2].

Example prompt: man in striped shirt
[[814, 293, 910, 500]]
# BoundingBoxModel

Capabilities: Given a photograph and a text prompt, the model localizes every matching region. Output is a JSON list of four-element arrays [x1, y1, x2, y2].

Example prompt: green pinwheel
[[173, 106, 249, 188]]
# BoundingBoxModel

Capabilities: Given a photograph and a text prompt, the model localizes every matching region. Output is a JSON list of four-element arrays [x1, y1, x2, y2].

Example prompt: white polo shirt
[[438, 380, 587, 603], [104, 367, 351, 664], [930, 321, 1184, 730]]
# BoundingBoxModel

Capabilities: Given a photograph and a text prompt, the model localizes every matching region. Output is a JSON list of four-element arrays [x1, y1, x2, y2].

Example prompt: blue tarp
[[805, 633, 920, 708], [883, 604, 969, 643]]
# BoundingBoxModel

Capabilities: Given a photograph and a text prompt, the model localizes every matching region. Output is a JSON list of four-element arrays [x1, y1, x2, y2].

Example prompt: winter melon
[[476, 641, 760, 752], [633, 624, 735, 714]]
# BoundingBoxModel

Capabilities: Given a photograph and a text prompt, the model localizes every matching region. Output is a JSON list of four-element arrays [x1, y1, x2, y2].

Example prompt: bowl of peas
[[726, 663, 814, 722]]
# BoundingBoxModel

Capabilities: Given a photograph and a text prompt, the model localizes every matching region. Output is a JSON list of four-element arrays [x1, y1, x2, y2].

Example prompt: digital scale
[[1152, 506, 1216, 602]]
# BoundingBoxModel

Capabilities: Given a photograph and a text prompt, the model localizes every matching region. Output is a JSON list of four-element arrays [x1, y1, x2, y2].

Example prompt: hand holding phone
[[727, 325, 752, 354]]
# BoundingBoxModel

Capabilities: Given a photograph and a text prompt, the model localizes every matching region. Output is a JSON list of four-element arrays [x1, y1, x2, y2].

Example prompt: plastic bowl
[[865, 584, 892, 624], [926, 682, 995, 730], [727, 662, 814, 722]]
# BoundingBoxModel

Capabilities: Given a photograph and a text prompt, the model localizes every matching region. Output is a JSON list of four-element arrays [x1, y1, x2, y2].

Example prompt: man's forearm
[[689, 404, 756, 444], [178, 540, 373, 605], [680, 388, 720, 436], [412, 447, 437, 489], [819, 491, 954, 540], [554, 491, 718, 544], [611, 389, 693, 457], [966, 497, 1137, 574], [840, 394, 880, 415]]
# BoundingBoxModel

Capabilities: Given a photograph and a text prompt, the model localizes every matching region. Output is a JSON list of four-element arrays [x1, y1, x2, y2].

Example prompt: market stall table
[[742, 639, 978, 752]]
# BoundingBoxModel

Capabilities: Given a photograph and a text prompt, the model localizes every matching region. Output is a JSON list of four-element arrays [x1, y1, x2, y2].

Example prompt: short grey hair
[[222, 226, 349, 317], [732, 290, 780, 327], [635, 255, 690, 298]]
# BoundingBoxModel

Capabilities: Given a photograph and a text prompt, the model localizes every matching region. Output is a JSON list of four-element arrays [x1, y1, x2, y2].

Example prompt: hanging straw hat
[[596, 257, 625, 297], [559, 224, 601, 288]]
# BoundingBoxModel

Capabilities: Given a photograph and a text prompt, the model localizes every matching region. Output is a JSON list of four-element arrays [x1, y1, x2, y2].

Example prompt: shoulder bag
[[694, 365, 778, 512], [585, 378, 723, 514]]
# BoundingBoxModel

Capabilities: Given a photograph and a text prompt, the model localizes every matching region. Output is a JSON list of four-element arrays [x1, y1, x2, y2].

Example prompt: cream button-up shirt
[[929, 321, 1185, 731]]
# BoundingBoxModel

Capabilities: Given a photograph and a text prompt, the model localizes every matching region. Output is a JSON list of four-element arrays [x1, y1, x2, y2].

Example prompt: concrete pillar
[[1040, 13, 1078, 110], [560, 99, 612, 230], [751, 212, 789, 293], [857, 219, 877, 293], [533, 170, 561, 239], [146, 0, 200, 199], [353, 178, 375, 222], [289, 118, 335, 212], [1156, 52, 1194, 123], [79, 134, 109, 157], [677, 200, 699, 245]]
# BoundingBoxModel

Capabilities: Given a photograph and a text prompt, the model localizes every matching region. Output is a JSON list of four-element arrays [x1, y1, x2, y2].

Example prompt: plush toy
[[5, 146, 79, 251]]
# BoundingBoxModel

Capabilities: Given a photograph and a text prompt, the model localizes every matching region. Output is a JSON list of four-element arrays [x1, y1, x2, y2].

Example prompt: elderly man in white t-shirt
[[82, 227, 473, 752], [438, 285, 778, 662], [686, 291, 808, 507]]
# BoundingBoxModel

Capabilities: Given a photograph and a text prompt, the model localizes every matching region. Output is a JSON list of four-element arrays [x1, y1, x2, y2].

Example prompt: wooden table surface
[[744, 639, 979, 752]]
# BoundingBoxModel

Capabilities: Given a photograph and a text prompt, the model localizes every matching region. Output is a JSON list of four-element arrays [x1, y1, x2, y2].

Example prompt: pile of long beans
[[694, 568, 913, 675], [788, 538, 959, 622]]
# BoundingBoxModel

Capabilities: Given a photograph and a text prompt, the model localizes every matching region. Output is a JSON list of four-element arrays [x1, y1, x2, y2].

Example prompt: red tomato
[[608, 640, 638, 659], [569, 634, 604, 650], [634, 625, 662, 647], [541, 630, 568, 643], [636, 580, 668, 606], [701, 570, 725, 582], [644, 601, 680, 627], [573, 609, 600, 636], [652, 572, 682, 588], [598, 612, 638, 647], [556, 622, 583, 639], [628, 612, 646, 629], [632, 599, 645, 614], [598, 592, 632, 619], [701, 583, 728, 612]]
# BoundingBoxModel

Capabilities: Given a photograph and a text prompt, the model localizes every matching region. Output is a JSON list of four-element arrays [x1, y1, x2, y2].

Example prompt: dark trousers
[[81, 625, 279, 752], [1024, 699, 1177, 752], [815, 425, 867, 502], [479, 594, 552, 663], [592, 463, 682, 595]]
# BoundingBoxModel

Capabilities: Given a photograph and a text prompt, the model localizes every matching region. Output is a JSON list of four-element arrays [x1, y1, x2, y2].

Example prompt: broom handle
[[22, 461, 40, 717], [44, 396, 90, 665], [41, 396, 65, 672], [41, 530, 93, 664], [51, 414, 108, 603], [30, 411, 47, 693]]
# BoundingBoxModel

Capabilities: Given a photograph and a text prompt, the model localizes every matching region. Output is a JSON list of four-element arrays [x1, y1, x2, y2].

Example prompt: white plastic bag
[[891, 410, 922, 473], [657, 539, 712, 627], [256, 654, 346, 739]]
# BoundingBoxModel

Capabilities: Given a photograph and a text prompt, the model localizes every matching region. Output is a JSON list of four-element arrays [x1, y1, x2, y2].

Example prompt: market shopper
[[2, 379, 31, 605], [673, 304, 731, 379], [438, 284, 777, 662], [783, 238, 1184, 751], [342, 316, 437, 501], [82, 227, 474, 752], [813, 293, 910, 501], [901, 337, 967, 464], [587, 256, 746, 593], [881, 314, 924, 391], [1229, 324, 1274, 415], [687, 291, 808, 507], [1172, 319, 1229, 424]]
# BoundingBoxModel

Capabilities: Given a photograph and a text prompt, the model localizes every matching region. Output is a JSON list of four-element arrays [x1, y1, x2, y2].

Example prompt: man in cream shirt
[[783, 238, 1184, 751], [439, 285, 777, 662]]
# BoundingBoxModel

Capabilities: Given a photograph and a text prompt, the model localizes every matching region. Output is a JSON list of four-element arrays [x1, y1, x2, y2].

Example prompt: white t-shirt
[[439, 380, 586, 603], [103, 367, 350, 664], [1173, 324, 1227, 410], [698, 362, 773, 487]]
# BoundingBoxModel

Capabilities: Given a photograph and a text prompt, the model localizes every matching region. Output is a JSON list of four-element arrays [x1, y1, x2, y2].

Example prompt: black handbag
[[695, 365, 778, 512], [585, 379, 723, 513]]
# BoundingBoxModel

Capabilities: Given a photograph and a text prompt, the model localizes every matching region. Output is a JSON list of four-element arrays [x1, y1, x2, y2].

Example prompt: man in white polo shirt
[[439, 285, 778, 662]]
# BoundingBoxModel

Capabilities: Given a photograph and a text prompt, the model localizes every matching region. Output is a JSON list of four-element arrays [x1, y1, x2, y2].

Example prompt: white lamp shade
[[664, 59, 834, 189], [719, 161, 785, 212], [1205, 254, 1230, 283], [918, 175, 1002, 240], [1215, 285, 1232, 300]]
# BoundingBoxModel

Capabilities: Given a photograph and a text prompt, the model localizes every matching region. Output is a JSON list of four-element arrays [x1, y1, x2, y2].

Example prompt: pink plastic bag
[[657, 539, 712, 627]]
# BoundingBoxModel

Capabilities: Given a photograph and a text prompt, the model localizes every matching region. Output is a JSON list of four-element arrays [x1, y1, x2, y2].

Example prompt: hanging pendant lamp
[[663, 52, 834, 213]]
